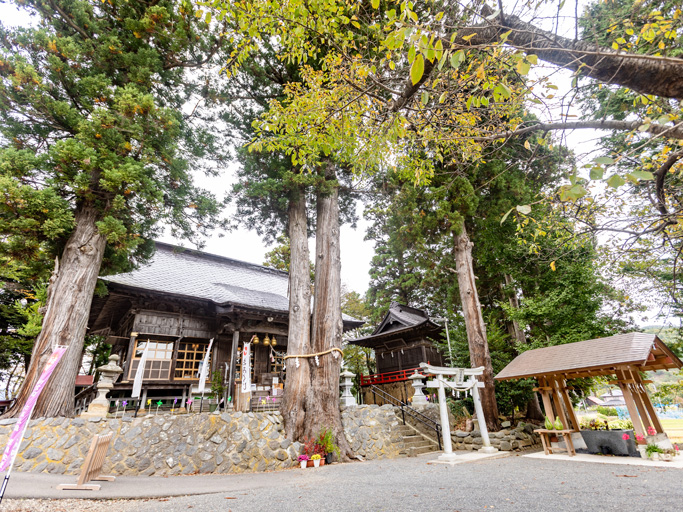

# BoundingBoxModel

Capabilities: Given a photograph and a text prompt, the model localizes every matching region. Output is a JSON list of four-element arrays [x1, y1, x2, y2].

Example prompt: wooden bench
[[57, 433, 115, 491], [534, 429, 577, 457]]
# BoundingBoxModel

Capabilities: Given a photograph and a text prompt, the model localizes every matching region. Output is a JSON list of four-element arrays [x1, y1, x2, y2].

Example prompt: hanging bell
[[252, 335, 260, 345], [263, 334, 271, 346], [271, 336, 277, 346]]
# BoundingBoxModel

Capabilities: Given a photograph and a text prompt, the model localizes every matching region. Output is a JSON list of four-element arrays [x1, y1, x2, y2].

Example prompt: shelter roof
[[495, 332, 683, 381], [349, 302, 441, 349], [97, 242, 362, 326]]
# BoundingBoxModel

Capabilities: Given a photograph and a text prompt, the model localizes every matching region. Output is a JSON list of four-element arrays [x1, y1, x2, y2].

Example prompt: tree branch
[[469, 6, 683, 100], [467, 120, 683, 142]]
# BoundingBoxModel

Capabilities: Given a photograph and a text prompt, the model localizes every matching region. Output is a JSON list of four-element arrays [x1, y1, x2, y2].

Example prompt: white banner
[[240, 342, 251, 393], [197, 338, 214, 393], [131, 342, 149, 399]]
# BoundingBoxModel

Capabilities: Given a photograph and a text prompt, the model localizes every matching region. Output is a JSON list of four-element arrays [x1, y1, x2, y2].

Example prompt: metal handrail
[[369, 385, 442, 450]]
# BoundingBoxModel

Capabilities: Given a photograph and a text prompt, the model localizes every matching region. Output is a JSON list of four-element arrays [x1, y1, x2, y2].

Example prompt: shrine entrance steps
[[395, 422, 440, 456]]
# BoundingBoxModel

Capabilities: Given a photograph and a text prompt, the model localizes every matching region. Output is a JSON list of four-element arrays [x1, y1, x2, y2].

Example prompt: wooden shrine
[[85, 242, 362, 411], [495, 333, 683, 440], [349, 303, 445, 404]]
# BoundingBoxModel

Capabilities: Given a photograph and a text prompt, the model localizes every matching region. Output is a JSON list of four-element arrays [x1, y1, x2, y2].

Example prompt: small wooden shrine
[[86, 242, 362, 411], [349, 302, 445, 404], [495, 332, 683, 440]]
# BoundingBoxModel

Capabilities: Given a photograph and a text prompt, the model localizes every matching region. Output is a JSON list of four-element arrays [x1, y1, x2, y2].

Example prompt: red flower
[[622, 433, 630, 440]]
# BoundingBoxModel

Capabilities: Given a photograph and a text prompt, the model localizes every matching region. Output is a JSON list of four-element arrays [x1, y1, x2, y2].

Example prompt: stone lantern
[[409, 371, 428, 406], [81, 354, 123, 418], [340, 370, 357, 406]]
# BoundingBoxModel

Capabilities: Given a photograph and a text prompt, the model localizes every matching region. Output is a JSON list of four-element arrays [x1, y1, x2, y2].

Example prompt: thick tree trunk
[[453, 223, 500, 431], [305, 164, 353, 459], [526, 393, 545, 422], [281, 186, 312, 439], [3, 206, 106, 418]]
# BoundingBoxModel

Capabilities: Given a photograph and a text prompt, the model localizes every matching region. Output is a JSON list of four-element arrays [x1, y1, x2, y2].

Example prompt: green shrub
[[608, 419, 634, 430], [596, 405, 619, 416]]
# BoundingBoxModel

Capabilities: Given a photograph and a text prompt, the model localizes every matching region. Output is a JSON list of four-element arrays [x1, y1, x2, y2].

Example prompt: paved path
[[5, 451, 683, 511]]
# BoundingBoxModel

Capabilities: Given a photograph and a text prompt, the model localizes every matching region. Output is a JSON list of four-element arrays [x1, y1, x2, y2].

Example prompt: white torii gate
[[420, 363, 498, 462]]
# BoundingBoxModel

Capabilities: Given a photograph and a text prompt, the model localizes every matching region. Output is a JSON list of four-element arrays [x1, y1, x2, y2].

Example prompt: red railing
[[360, 367, 423, 386]]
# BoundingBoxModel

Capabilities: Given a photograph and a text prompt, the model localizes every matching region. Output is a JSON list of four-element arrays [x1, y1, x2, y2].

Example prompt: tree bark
[[453, 223, 500, 431], [3, 205, 106, 418], [281, 186, 312, 439], [465, 7, 683, 100], [526, 393, 545, 422], [305, 163, 353, 459]]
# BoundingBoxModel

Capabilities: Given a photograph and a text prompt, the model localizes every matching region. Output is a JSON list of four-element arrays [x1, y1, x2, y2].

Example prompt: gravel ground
[[3, 453, 683, 512]]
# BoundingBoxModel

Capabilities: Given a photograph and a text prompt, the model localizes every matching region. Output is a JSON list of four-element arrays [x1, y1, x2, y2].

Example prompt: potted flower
[[316, 427, 341, 464], [303, 436, 325, 466], [311, 454, 322, 468], [298, 454, 309, 469], [579, 418, 638, 457], [645, 443, 664, 461]]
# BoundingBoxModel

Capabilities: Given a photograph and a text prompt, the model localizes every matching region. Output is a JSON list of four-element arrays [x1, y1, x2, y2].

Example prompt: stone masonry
[[0, 405, 404, 476], [451, 423, 541, 452]]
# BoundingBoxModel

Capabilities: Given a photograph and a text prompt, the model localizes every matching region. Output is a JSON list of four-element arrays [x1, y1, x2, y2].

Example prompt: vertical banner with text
[[0, 345, 68, 472], [197, 338, 215, 393], [240, 342, 251, 393]]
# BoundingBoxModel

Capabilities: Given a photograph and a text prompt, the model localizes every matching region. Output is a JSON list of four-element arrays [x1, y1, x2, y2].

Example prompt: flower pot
[[580, 430, 639, 457], [637, 445, 648, 459], [313, 459, 320, 468], [660, 453, 673, 462], [300, 461, 307, 469], [325, 453, 333, 465], [649, 452, 660, 461], [305, 459, 324, 467]]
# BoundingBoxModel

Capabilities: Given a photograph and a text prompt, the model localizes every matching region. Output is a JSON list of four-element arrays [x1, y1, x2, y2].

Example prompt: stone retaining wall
[[452, 423, 541, 451], [341, 404, 404, 458], [0, 405, 403, 476]]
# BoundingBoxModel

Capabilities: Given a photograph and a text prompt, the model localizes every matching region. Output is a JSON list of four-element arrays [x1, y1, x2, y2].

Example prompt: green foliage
[[580, 418, 611, 431], [608, 419, 635, 430], [210, 370, 225, 399], [315, 426, 340, 458], [646, 443, 665, 456], [597, 405, 619, 417], [0, 0, 228, 278], [341, 290, 374, 397]]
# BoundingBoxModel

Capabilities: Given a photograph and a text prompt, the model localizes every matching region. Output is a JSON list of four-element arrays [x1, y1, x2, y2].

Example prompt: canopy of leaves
[[0, 0, 228, 278]]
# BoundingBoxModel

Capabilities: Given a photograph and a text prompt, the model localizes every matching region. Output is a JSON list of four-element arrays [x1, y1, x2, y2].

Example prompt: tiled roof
[[102, 242, 291, 312], [496, 332, 683, 380], [102, 243, 361, 325], [372, 302, 431, 335], [350, 302, 440, 348]]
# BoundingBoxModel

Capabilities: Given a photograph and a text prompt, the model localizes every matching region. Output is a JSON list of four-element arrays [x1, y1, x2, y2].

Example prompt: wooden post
[[538, 377, 555, 420], [632, 371, 664, 433], [122, 332, 138, 381], [625, 369, 653, 433], [616, 369, 645, 438], [557, 379, 580, 431], [227, 330, 239, 405], [548, 377, 569, 430]]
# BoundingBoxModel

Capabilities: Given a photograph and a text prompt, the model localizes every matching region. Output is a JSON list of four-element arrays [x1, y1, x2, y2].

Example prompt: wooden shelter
[[86, 242, 362, 410], [495, 333, 683, 439], [349, 303, 445, 403]]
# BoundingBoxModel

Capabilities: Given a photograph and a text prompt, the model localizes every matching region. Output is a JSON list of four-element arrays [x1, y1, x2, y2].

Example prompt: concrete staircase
[[395, 421, 441, 456]]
